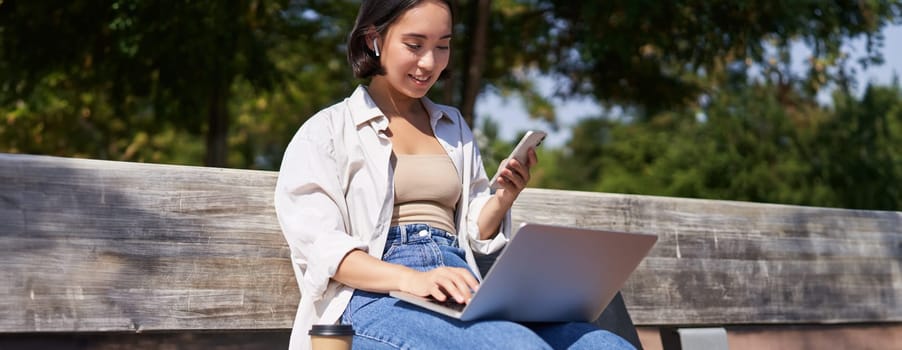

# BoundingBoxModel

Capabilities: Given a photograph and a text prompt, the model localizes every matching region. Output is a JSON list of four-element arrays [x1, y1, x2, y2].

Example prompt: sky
[[476, 24, 902, 148]]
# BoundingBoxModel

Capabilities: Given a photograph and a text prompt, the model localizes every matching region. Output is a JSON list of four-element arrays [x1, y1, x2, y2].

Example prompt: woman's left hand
[[475, 147, 538, 240], [493, 147, 538, 206]]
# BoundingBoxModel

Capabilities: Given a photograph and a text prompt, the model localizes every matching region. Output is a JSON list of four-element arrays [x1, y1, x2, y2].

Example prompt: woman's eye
[[405, 43, 421, 50], [437, 46, 450, 50]]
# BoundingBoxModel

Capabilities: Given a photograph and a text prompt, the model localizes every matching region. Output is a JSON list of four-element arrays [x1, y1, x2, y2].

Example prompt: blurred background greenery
[[1, 0, 901, 210]]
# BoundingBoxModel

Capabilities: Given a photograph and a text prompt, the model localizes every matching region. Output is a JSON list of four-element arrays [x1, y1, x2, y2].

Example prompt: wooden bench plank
[[512, 188, 902, 325], [2, 153, 901, 333], [1, 154, 296, 332]]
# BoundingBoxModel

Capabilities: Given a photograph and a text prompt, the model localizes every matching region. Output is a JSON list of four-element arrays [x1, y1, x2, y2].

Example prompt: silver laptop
[[390, 222, 657, 322]]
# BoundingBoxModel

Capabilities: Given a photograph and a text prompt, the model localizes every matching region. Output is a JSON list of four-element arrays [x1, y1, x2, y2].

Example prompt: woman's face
[[376, 0, 452, 99]]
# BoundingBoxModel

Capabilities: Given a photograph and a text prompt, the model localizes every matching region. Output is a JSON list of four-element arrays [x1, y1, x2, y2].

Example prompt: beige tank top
[[391, 154, 462, 234]]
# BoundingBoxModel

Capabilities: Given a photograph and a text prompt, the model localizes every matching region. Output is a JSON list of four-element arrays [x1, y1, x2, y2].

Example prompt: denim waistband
[[387, 224, 458, 248]]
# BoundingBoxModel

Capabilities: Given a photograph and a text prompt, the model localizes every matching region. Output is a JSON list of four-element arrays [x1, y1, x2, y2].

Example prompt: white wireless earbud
[[373, 38, 380, 57]]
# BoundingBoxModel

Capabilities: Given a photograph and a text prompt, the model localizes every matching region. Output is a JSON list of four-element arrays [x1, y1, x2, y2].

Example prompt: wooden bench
[[2, 153, 901, 349]]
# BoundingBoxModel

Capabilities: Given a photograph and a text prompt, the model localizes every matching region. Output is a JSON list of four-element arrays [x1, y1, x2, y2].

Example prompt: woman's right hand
[[399, 267, 480, 304]]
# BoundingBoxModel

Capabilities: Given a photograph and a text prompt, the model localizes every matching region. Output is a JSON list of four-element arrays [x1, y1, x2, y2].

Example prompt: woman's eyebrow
[[401, 33, 453, 40]]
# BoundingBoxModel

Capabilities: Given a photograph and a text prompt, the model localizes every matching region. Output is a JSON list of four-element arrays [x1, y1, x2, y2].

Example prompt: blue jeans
[[340, 224, 636, 350]]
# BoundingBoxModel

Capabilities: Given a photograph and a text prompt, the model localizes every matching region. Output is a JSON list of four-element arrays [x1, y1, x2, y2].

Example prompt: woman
[[274, 0, 635, 349]]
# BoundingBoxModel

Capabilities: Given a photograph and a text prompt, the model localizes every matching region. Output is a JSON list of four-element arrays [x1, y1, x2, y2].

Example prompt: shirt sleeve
[[274, 129, 368, 301], [464, 132, 511, 255]]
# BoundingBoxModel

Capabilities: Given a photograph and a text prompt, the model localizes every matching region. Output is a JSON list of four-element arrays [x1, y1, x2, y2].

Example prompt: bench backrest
[[511, 188, 902, 326], [2, 153, 901, 333]]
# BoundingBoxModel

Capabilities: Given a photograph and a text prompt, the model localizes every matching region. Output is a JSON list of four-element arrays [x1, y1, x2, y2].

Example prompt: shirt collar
[[420, 94, 456, 128], [348, 85, 456, 132], [348, 85, 387, 131]]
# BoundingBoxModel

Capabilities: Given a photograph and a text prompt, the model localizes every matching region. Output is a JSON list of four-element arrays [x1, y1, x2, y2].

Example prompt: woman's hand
[[399, 266, 480, 304], [474, 147, 539, 240], [493, 147, 539, 206]]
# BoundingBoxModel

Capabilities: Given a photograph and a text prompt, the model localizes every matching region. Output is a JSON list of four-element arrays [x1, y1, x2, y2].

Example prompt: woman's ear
[[366, 26, 381, 57]]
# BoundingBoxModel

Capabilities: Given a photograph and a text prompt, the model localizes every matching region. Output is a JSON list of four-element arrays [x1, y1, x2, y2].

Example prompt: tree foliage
[[481, 0, 902, 118], [0, 0, 357, 166], [537, 74, 902, 210]]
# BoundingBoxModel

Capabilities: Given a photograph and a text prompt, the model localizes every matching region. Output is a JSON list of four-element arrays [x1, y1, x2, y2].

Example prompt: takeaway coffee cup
[[309, 324, 355, 350]]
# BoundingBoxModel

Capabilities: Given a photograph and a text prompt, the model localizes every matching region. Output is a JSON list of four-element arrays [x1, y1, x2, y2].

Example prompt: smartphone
[[489, 130, 547, 190]]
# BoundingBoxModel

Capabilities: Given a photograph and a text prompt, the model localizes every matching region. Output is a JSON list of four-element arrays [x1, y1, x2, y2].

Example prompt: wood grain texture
[[2, 153, 901, 333], [0, 154, 295, 333], [511, 188, 902, 325]]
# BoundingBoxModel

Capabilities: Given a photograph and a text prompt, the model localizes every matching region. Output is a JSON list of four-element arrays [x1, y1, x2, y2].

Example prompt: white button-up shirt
[[274, 85, 510, 350]]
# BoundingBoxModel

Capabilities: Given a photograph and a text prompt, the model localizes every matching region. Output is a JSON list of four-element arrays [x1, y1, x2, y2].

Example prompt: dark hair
[[347, 0, 455, 79]]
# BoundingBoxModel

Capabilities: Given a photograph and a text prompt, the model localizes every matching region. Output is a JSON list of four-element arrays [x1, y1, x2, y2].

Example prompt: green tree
[[477, 0, 901, 120], [0, 0, 358, 167], [545, 69, 902, 210], [811, 83, 902, 209]]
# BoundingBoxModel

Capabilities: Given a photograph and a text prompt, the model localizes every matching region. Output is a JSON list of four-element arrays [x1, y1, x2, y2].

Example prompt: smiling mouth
[[409, 74, 431, 84]]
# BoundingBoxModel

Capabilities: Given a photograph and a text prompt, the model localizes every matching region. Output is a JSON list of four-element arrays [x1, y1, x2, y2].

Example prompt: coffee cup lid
[[309, 324, 355, 336]]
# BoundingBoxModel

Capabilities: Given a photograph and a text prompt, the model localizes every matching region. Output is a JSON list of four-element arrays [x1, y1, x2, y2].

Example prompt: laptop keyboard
[[427, 296, 467, 312]]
